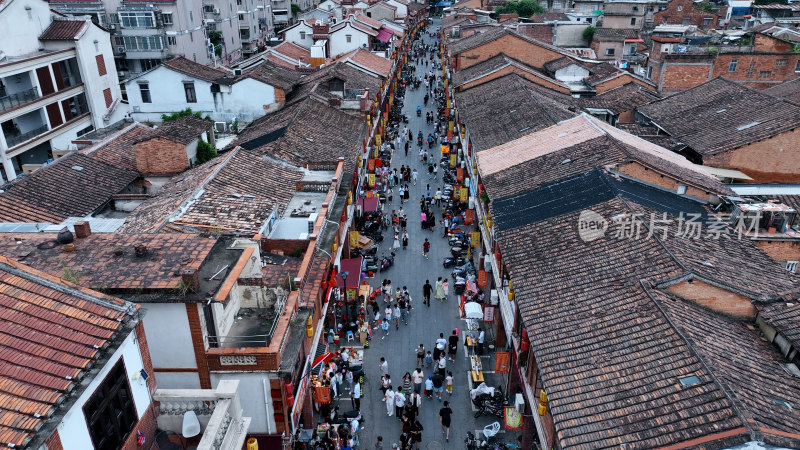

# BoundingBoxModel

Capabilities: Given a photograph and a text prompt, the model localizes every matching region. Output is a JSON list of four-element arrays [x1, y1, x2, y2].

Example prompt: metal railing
[[0, 87, 40, 112], [6, 124, 48, 148]]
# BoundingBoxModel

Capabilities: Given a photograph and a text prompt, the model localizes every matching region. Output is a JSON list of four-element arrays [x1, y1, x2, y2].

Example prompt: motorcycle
[[378, 251, 396, 272], [417, 106, 422, 117], [443, 255, 466, 268], [471, 385, 508, 418]]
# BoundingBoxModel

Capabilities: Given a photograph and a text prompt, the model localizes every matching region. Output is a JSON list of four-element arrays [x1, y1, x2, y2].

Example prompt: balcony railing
[[0, 87, 40, 112], [154, 380, 251, 450], [6, 124, 48, 147]]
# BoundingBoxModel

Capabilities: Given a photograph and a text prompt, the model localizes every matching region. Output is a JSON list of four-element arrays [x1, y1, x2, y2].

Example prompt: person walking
[[439, 401, 453, 442], [434, 277, 445, 302], [412, 367, 424, 394], [402, 373, 413, 396], [424, 375, 434, 398], [478, 328, 485, 355], [398, 185, 405, 204], [352, 379, 361, 410], [442, 279, 449, 299], [393, 233, 401, 251], [345, 369, 353, 393], [416, 345, 426, 368], [448, 330, 458, 361], [422, 280, 432, 307], [393, 303, 401, 329], [432, 372, 444, 400], [381, 318, 390, 338], [422, 239, 430, 259], [437, 353, 447, 377], [412, 169, 418, 185], [446, 371, 454, 396], [379, 357, 389, 378], [394, 389, 406, 419], [384, 387, 396, 416], [402, 231, 409, 250], [404, 184, 410, 203]]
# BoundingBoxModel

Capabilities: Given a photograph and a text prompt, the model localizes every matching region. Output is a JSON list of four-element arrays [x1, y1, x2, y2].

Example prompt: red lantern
[[284, 381, 294, 395]]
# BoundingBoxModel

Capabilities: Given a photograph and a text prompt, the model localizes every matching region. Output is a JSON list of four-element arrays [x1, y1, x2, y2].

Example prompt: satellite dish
[[182, 411, 201, 438]]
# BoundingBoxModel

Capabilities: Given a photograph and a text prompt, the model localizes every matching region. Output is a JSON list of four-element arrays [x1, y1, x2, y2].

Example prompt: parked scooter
[[378, 251, 396, 272], [443, 255, 466, 268]]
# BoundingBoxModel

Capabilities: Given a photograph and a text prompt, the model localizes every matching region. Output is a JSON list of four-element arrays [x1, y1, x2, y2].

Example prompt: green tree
[[291, 4, 301, 16], [161, 107, 204, 122], [196, 139, 218, 164], [495, 0, 545, 17], [583, 26, 596, 43], [697, 2, 717, 11]]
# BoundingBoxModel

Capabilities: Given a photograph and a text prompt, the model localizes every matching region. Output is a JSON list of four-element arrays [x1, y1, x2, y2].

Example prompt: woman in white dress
[[384, 387, 396, 416]]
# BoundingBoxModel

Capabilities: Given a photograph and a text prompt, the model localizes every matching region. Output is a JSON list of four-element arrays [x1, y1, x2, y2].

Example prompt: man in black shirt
[[422, 280, 432, 306], [447, 329, 458, 361], [439, 401, 453, 442], [432, 372, 444, 401]]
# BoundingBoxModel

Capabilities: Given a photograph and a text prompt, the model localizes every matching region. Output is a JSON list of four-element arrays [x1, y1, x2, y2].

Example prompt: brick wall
[[591, 40, 624, 61], [122, 404, 158, 450], [653, 0, 718, 28], [262, 238, 309, 256], [755, 240, 800, 262], [594, 72, 654, 93], [185, 304, 212, 389], [704, 128, 800, 183], [45, 430, 64, 450], [616, 162, 715, 201], [666, 279, 756, 319], [134, 137, 190, 175], [712, 53, 800, 89], [206, 352, 280, 371], [456, 34, 563, 71], [658, 61, 713, 93], [457, 64, 571, 93], [135, 322, 157, 395]]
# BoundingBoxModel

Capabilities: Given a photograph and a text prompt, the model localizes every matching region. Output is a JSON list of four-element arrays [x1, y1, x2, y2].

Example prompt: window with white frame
[[119, 11, 155, 28], [162, 12, 173, 24], [122, 35, 164, 51], [787, 261, 798, 274], [346, 34, 352, 42]]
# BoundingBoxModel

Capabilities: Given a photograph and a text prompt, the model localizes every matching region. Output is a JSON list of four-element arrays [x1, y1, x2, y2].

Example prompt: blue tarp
[[436, 1, 452, 6]]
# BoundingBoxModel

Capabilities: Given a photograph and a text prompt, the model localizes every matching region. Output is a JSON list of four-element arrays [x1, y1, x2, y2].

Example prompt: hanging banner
[[494, 351, 509, 373], [504, 406, 522, 430], [350, 231, 360, 248], [376, 135, 382, 146], [459, 187, 468, 203], [483, 305, 495, 324], [450, 153, 457, 167], [470, 231, 481, 248], [368, 173, 376, 187]]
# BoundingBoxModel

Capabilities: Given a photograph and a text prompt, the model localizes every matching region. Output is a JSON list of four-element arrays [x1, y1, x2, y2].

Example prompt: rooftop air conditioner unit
[[117, 46, 125, 53], [307, 213, 318, 233], [214, 121, 227, 132]]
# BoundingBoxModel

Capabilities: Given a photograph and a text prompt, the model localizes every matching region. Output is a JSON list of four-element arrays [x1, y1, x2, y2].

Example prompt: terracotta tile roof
[[452, 53, 568, 91], [353, 13, 383, 29], [272, 41, 312, 65], [758, 301, 800, 351], [638, 77, 800, 156], [0, 257, 137, 450], [174, 149, 304, 234], [528, 12, 569, 21], [138, 115, 212, 145], [493, 181, 800, 448], [477, 114, 732, 201], [456, 73, 576, 151], [575, 81, 661, 114], [162, 56, 231, 82], [232, 97, 365, 172], [262, 253, 302, 286], [656, 291, 800, 446], [542, 56, 575, 73], [764, 76, 800, 104], [0, 233, 216, 291], [448, 26, 509, 54], [515, 23, 553, 43], [0, 154, 139, 223], [81, 123, 154, 171], [341, 48, 393, 76], [406, 1, 426, 12], [242, 59, 302, 91], [39, 19, 88, 40], [267, 53, 301, 69]]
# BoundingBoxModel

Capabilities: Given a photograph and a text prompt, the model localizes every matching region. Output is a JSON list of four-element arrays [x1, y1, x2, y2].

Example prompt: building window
[[629, 45, 637, 54], [630, 17, 636, 25], [83, 360, 138, 450], [167, 36, 177, 45], [96, 54, 107, 76], [346, 34, 352, 43], [777, 59, 787, 66], [119, 11, 155, 28], [162, 12, 173, 24], [237, 0, 243, 4], [140, 59, 161, 71], [189, 11, 193, 23], [553, 1, 562, 9], [796, 60, 800, 72], [677, 5, 683, 11], [122, 35, 164, 51], [300, 31, 306, 39], [239, 14, 245, 20], [682, 17, 690, 25], [139, 83, 151, 103], [184, 82, 197, 103], [787, 261, 798, 273], [204, 5, 215, 12], [759, 70, 772, 78], [729, 59, 737, 72], [703, 17, 712, 26], [605, 48, 615, 56], [647, 65, 653, 79]]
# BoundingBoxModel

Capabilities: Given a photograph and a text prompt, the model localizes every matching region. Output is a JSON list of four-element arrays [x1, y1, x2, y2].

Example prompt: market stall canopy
[[464, 301, 483, 319], [362, 197, 380, 212], [313, 352, 335, 368], [335, 257, 363, 289]]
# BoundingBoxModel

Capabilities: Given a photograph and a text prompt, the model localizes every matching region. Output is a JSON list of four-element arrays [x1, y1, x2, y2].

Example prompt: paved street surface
[[320, 19, 517, 449]]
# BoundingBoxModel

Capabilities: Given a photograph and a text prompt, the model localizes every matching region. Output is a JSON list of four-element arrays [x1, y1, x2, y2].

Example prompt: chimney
[[73, 221, 92, 239], [134, 244, 149, 258], [181, 269, 200, 293]]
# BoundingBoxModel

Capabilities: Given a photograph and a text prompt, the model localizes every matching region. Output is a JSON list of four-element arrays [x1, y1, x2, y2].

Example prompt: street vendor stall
[[330, 258, 363, 335]]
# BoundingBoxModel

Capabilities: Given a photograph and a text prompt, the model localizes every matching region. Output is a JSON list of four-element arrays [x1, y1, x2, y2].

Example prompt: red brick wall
[[653, 0, 718, 28], [45, 430, 64, 450], [659, 61, 713, 92], [594, 72, 655, 93], [456, 34, 563, 70], [121, 404, 158, 450], [262, 238, 308, 256], [135, 322, 157, 395], [185, 304, 212, 389], [616, 162, 715, 200], [703, 128, 800, 182], [134, 137, 190, 175], [712, 53, 800, 89], [457, 65, 571, 93], [205, 352, 280, 371], [666, 279, 757, 319]]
